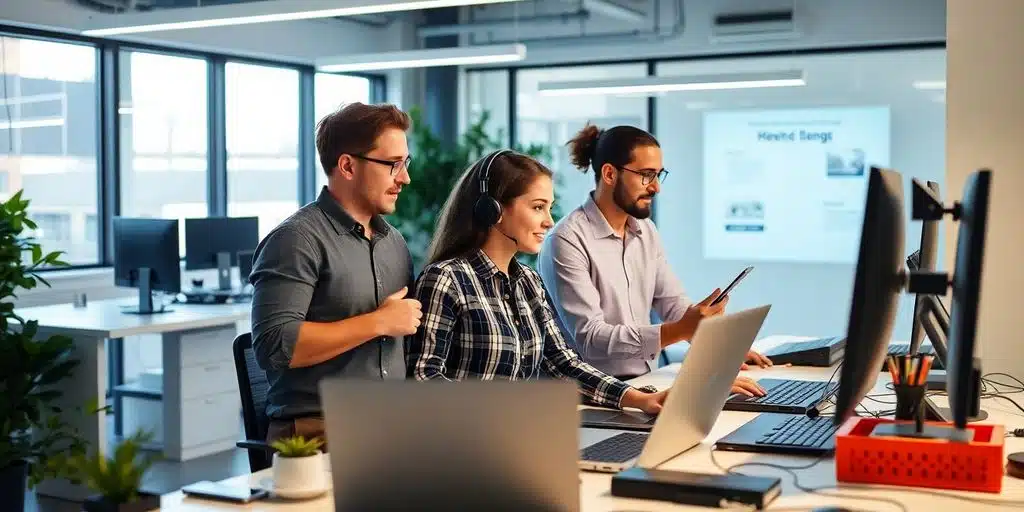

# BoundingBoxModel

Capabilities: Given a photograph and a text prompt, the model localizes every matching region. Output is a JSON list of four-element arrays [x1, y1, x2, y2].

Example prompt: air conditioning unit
[[710, 9, 800, 44]]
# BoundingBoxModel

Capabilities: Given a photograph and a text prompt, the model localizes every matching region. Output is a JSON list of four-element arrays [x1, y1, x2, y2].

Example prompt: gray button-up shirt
[[249, 187, 412, 420], [537, 194, 690, 378]]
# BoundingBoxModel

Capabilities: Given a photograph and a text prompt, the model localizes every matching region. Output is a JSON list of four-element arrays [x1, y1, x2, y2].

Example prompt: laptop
[[320, 379, 580, 512], [577, 305, 771, 473]]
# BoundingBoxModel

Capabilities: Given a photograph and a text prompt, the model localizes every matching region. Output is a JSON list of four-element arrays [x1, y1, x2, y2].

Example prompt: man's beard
[[613, 179, 653, 219]]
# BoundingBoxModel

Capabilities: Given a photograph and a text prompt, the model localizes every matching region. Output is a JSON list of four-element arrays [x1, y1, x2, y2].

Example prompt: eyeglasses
[[618, 166, 669, 185], [352, 154, 412, 176]]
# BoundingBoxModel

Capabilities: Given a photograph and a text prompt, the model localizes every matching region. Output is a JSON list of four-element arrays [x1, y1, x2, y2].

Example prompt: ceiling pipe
[[418, 9, 590, 38]]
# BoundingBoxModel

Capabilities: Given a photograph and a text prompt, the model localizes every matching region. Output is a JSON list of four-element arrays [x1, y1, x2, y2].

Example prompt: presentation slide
[[702, 106, 891, 264]]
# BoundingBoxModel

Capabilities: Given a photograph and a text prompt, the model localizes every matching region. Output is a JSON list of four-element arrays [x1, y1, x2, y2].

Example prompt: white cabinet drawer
[[181, 391, 240, 447], [180, 361, 238, 400], [179, 326, 237, 367]]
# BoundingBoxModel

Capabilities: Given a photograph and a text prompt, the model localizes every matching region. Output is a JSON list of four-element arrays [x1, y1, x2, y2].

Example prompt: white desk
[[21, 298, 250, 501], [156, 335, 1024, 511]]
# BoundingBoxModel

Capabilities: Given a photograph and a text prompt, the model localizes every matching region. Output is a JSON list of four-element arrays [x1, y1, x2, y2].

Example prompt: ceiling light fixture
[[316, 43, 526, 72], [81, 0, 528, 36], [912, 80, 946, 90], [537, 70, 806, 96]]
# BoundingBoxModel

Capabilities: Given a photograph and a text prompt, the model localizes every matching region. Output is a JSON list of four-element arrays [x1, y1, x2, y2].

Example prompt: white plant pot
[[271, 451, 328, 499]]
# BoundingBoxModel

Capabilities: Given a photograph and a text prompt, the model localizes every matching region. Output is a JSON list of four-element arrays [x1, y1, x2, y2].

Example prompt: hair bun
[[567, 123, 602, 172]]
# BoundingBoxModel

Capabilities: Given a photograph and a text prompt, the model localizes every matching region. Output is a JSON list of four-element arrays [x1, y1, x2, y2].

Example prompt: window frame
[[0, 23, 386, 271]]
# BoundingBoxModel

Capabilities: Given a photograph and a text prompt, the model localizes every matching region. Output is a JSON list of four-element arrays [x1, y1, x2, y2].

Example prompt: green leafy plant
[[0, 190, 88, 488], [389, 107, 562, 271], [270, 435, 324, 457], [67, 430, 158, 504]]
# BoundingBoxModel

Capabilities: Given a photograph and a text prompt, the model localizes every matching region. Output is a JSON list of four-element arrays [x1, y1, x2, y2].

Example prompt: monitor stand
[[216, 251, 233, 291], [122, 267, 173, 315]]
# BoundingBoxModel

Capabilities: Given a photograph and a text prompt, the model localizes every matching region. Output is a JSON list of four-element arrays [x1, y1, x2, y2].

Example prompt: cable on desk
[[708, 449, 908, 512], [801, 482, 1024, 509], [985, 372, 1024, 391], [981, 393, 1024, 416]]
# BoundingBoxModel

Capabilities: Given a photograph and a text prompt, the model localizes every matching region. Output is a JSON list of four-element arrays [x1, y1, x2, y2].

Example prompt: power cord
[[708, 448, 909, 512]]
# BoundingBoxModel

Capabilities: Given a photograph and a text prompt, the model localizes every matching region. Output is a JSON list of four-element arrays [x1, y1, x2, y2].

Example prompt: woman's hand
[[731, 376, 766, 397], [621, 388, 670, 415]]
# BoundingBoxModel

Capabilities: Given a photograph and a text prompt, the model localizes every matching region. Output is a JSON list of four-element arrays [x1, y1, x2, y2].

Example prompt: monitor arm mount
[[906, 178, 959, 296]]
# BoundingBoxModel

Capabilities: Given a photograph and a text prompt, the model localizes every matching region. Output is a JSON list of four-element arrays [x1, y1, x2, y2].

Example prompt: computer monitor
[[113, 217, 182, 315], [908, 180, 940, 355], [238, 249, 254, 285], [946, 169, 991, 430], [184, 216, 259, 291], [832, 167, 905, 425]]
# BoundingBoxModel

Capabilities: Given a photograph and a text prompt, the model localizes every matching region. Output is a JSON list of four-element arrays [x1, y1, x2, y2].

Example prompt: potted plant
[[0, 190, 87, 511], [71, 430, 160, 512], [269, 435, 327, 498]]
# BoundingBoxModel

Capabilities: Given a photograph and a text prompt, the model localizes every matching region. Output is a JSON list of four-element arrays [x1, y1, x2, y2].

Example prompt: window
[[226, 62, 300, 239], [118, 51, 208, 256], [313, 72, 373, 193], [515, 64, 649, 212], [1, 36, 99, 265], [464, 69, 509, 146], [84, 213, 97, 243], [653, 48, 946, 338], [32, 212, 71, 242]]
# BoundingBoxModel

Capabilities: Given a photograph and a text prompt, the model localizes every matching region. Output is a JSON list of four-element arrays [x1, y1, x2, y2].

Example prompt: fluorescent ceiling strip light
[[538, 70, 806, 96], [316, 43, 526, 72], [912, 80, 946, 90], [81, 0, 527, 36]]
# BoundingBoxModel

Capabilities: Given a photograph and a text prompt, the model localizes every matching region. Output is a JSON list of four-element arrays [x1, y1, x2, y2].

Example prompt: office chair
[[232, 332, 275, 472]]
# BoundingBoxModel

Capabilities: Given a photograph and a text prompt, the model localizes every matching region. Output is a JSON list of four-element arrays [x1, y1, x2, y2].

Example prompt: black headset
[[473, 149, 511, 228]]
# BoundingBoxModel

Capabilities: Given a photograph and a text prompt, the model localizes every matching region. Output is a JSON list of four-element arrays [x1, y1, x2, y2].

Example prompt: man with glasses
[[249, 102, 422, 445], [537, 123, 772, 385]]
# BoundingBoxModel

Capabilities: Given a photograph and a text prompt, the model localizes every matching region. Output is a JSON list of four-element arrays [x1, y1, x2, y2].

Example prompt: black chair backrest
[[232, 332, 272, 472]]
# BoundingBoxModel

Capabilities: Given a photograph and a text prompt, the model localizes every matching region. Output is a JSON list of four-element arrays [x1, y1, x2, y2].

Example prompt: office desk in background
[[20, 298, 250, 501], [156, 335, 1024, 511]]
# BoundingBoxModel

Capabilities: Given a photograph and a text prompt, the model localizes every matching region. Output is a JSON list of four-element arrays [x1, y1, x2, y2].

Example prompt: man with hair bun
[[537, 123, 770, 395]]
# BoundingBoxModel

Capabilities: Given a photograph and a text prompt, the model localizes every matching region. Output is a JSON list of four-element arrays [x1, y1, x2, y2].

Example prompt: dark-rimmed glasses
[[352, 154, 412, 176], [618, 166, 668, 185]]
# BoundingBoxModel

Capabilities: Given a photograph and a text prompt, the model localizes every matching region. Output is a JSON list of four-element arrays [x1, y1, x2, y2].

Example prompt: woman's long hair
[[425, 151, 553, 266]]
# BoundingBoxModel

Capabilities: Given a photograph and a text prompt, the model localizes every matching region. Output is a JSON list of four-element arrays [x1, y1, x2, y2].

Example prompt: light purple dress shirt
[[538, 194, 691, 377]]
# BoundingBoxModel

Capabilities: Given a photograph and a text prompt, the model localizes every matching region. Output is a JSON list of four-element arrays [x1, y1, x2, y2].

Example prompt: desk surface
[[157, 335, 1024, 511], [17, 298, 250, 338]]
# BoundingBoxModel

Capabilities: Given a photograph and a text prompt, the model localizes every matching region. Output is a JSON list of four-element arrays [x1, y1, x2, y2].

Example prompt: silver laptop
[[578, 304, 771, 473], [320, 379, 580, 512]]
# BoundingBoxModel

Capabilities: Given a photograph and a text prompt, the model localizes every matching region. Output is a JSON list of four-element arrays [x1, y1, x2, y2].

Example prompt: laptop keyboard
[[756, 415, 839, 448], [580, 432, 648, 463], [738, 380, 838, 406]]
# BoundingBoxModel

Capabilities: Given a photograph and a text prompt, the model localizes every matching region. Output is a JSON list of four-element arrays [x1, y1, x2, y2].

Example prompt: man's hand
[[677, 288, 729, 342], [731, 376, 766, 397], [621, 388, 670, 415], [739, 350, 775, 370], [374, 287, 423, 337]]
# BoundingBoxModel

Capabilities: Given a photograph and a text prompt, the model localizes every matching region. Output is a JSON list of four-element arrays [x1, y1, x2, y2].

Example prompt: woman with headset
[[406, 150, 673, 414]]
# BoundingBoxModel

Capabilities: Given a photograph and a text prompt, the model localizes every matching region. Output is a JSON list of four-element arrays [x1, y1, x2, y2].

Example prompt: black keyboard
[[580, 432, 648, 463], [756, 415, 840, 449], [764, 336, 845, 367], [884, 344, 942, 370], [751, 380, 836, 406]]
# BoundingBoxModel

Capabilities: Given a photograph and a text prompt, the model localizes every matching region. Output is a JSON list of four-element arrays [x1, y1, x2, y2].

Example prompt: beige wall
[[946, 0, 1024, 376]]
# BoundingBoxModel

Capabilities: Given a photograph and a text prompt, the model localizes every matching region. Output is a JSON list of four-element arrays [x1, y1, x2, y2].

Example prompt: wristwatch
[[637, 384, 658, 393]]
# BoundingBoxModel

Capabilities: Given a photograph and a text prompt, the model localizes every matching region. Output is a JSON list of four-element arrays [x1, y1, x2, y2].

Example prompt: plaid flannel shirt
[[407, 249, 631, 409]]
